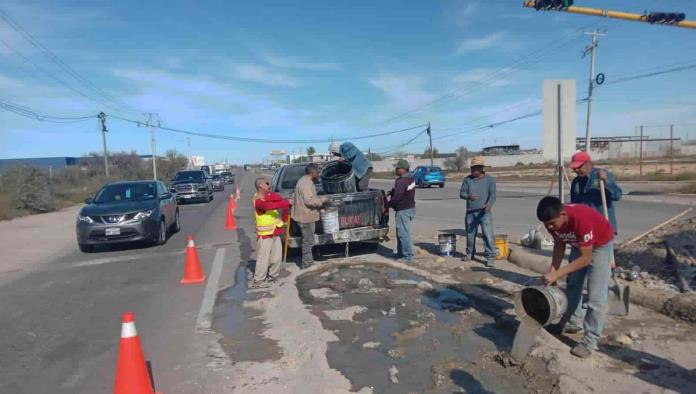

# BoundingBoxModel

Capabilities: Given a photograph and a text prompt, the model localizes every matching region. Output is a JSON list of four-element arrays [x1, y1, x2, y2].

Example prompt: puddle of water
[[212, 228, 281, 363], [297, 264, 527, 394]]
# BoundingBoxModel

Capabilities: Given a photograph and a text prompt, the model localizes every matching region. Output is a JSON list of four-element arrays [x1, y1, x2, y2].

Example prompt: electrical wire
[[0, 6, 145, 115], [0, 97, 97, 122], [107, 113, 427, 144], [602, 62, 696, 86]]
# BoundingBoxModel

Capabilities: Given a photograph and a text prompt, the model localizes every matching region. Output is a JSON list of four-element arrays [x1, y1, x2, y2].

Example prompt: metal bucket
[[513, 286, 568, 326], [438, 233, 457, 256], [320, 208, 340, 234]]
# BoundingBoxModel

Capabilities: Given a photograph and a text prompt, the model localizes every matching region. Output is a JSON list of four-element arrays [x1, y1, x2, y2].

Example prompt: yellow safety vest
[[253, 195, 284, 236]]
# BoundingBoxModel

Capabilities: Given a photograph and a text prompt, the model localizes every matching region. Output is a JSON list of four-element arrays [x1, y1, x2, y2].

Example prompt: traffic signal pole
[[523, 1, 696, 30]]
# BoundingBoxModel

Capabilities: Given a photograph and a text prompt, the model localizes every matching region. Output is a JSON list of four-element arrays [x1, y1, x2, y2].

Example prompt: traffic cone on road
[[180, 235, 206, 284], [224, 204, 237, 230], [235, 186, 240, 200], [228, 194, 236, 210], [114, 312, 156, 394]]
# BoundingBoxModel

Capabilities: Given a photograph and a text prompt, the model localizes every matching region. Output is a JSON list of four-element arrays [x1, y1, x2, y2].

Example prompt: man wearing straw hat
[[459, 155, 497, 267]]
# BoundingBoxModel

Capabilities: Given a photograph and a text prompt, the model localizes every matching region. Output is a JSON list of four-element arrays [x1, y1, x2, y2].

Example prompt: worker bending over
[[536, 196, 614, 359], [329, 142, 373, 191]]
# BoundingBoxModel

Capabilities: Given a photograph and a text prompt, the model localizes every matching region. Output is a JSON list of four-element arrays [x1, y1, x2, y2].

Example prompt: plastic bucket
[[438, 233, 457, 256], [495, 234, 509, 260], [321, 208, 340, 234], [513, 286, 568, 326]]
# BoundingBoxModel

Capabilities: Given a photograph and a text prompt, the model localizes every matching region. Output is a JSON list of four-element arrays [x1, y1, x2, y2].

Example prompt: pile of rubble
[[616, 216, 696, 294]]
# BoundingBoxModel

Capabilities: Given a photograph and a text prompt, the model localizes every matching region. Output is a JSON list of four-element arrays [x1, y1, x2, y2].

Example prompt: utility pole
[[582, 29, 606, 152], [98, 112, 109, 177], [639, 125, 644, 176], [427, 121, 433, 167], [147, 113, 159, 180], [669, 124, 674, 175], [557, 84, 564, 202]]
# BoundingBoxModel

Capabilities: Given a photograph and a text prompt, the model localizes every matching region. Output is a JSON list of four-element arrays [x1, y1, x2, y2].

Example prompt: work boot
[[301, 262, 314, 270], [395, 258, 413, 264], [461, 254, 471, 262], [249, 280, 269, 289], [485, 259, 496, 268], [266, 277, 277, 285], [570, 344, 592, 359], [546, 323, 583, 335]]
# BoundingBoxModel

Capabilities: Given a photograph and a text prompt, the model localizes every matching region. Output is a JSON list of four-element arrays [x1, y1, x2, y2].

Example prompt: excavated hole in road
[[297, 264, 557, 394]]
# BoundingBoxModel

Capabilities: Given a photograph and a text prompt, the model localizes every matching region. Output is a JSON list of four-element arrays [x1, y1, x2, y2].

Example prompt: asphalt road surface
[[1, 171, 693, 393]]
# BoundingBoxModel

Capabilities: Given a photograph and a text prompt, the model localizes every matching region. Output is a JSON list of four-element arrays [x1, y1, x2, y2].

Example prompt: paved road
[[371, 178, 693, 244], [0, 171, 247, 394], [1, 171, 693, 393]]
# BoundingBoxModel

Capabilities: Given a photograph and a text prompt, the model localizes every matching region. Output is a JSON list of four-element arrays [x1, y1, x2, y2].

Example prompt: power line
[[0, 97, 97, 122], [602, 62, 696, 86], [107, 113, 427, 144], [0, 6, 144, 115]]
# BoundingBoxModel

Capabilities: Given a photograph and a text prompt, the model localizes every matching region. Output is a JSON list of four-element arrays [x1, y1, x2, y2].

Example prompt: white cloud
[[456, 32, 506, 55], [262, 54, 341, 71], [369, 74, 437, 110], [231, 63, 302, 87]]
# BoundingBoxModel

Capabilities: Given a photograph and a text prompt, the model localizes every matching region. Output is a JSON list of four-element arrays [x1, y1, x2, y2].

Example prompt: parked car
[[76, 181, 180, 252], [211, 174, 225, 191], [221, 171, 235, 184], [270, 163, 389, 254], [170, 170, 213, 203], [412, 165, 446, 188]]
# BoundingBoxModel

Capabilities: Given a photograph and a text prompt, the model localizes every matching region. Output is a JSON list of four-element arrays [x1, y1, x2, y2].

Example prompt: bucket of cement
[[438, 233, 457, 256], [320, 208, 340, 234], [513, 286, 567, 326]]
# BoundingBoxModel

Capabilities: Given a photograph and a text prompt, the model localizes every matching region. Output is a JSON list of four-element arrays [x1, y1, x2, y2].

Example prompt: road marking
[[196, 247, 225, 333]]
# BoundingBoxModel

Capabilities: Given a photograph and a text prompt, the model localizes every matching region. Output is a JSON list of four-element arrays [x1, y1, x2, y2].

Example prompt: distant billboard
[[270, 150, 286, 156], [542, 80, 576, 161]]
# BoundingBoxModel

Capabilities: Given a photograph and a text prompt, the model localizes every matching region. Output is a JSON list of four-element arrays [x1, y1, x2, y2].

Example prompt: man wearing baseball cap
[[388, 159, 416, 263], [569, 151, 622, 234]]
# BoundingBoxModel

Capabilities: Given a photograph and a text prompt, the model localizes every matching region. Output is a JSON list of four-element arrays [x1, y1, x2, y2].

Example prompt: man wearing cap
[[292, 163, 330, 269], [569, 151, 622, 235], [388, 159, 416, 263], [329, 142, 373, 191], [459, 155, 497, 267]]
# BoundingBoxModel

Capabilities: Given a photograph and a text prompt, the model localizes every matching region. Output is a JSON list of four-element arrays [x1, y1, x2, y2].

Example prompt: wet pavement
[[296, 264, 551, 393]]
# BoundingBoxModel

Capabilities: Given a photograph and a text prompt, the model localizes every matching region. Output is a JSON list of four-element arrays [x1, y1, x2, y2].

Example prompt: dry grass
[[679, 182, 696, 194]]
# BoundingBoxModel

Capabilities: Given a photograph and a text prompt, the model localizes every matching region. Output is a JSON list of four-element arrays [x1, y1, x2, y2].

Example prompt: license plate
[[105, 227, 120, 236], [183, 194, 192, 199]]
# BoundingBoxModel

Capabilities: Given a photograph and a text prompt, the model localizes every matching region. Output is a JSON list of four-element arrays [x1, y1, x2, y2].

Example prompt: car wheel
[[439, 184, 445, 188], [154, 219, 167, 245], [172, 210, 181, 233], [78, 243, 93, 253], [209, 192, 214, 201]]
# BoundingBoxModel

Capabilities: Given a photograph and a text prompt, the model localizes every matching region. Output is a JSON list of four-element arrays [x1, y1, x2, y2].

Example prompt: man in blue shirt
[[330, 142, 373, 191], [569, 151, 622, 234], [459, 156, 497, 267]]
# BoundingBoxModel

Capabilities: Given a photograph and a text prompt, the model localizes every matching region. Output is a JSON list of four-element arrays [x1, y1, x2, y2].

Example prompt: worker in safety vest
[[251, 177, 291, 288]]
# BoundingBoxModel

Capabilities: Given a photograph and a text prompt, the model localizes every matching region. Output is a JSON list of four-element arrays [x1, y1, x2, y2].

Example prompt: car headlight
[[78, 215, 94, 224], [134, 210, 153, 220]]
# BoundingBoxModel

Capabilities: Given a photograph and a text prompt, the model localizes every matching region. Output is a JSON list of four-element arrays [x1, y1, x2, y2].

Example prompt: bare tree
[[444, 146, 469, 172]]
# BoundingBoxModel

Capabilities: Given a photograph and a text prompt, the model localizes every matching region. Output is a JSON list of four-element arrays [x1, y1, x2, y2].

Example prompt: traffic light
[[646, 12, 686, 24], [534, 0, 574, 11]]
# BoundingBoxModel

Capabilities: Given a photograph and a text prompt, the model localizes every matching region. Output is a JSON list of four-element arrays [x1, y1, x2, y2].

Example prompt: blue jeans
[[395, 208, 415, 261], [562, 242, 613, 349], [465, 209, 495, 260]]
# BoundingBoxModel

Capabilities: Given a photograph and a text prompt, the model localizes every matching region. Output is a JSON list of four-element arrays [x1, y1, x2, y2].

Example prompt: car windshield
[[426, 167, 442, 173], [280, 166, 321, 190], [212, 175, 221, 180], [221, 172, 232, 177], [174, 171, 204, 182], [94, 183, 157, 203]]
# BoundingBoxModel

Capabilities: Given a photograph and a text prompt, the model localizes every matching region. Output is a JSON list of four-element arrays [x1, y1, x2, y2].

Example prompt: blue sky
[[1, 0, 695, 163]]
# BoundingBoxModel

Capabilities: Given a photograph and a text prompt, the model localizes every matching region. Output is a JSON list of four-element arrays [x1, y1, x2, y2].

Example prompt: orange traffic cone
[[224, 204, 237, 230], [114, 312, 157, 394], [235, 186, 240, 200], [180, 235, 206, 284], [228, 194, 236, 210]]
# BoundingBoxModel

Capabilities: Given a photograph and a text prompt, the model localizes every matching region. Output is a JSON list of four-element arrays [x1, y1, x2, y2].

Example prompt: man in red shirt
[[252, 177, 291, 288], [536, 196, 615, 359]]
